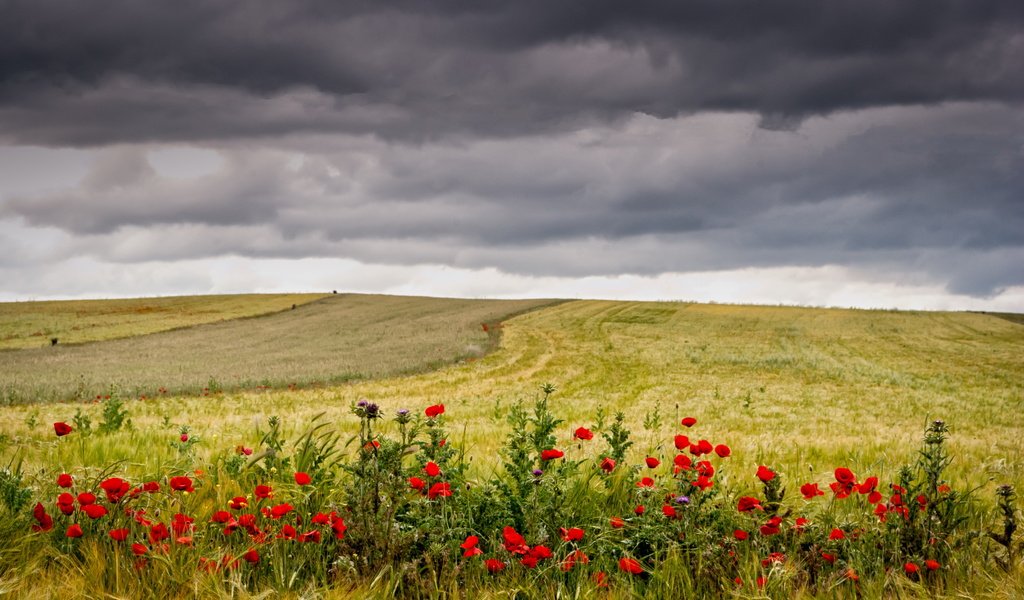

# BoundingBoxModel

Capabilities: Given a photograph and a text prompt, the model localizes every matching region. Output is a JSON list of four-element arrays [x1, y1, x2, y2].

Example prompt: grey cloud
[[5, 103, 1021, 296], [1, 1, 1023, 145]]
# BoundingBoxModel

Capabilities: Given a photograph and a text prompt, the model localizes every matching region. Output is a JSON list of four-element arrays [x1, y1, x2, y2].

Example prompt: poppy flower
[[636, 477, 655, 488], [109, 528, 129, 541], [599, 457, 616, 472], [331, 517, 347, 540], [83, 504, 108, 519], [793, 517, 809, 531], [529, 545, 553, 560], [834, 467, 857, 486], [169, 476, 194, 493], [502, 526, 529, 554], [645, 457, 660, 468], [857, 476, 878, 494], [696, 460, 715, 478], [674, 454, 692, 470], [674, 435, 690, 450], [56, 473, 73, 488], [31, 503, 53, 532], [294, 472, 311, 486], [694, 475, 714, 491], [298, 530, 321, 543], [228, 496, 248, 510], [610, 516, 625, 528], [559, 527, 585, 542], [800, 483, 825, 499], [150, 523, 170, 543], [821, 552, 837, 564], [77, 492, 96, 506], [424, 462, 441, 477], [904, 562, 919, 575], [734, 529, 749, 541], [243, 549, 260, 564], [254, 485, 273, 499], [573, 427, 593, 440], [844, 568, 859, 581], [408, 476, 426, 490], [924, 559, 940, 571], [662, 505, 677, 518], [762, 552, 786, 566], [760, 516, 782, 536], [634, 505, 646, 515], [131, 543, 148, 556], [618, 557, 643, 574], [829, 528, 846, 540], [560, 549, 589, 572], [756, 466, 776, 482], [428, 482, 452, 499], [594, 571, 609, 588], [737, 496, 763, 512], [541, 449, 564, 461], [714, 444, 731, 458], [57, 492, 75, 515], [141, 481, 160, 493], [425, 404, 445, 418], [681, 416, 697, 427], [54, 422, 73, 437], [461, 535, 479, 550], [277, 524, 297, 540], [484, 558, 505, 573], [64, 523, 83, 538], [270, 503, 294, 519]]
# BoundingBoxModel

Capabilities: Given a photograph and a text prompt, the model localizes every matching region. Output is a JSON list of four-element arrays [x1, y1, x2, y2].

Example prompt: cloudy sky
[[2, 1, 1022, 310]]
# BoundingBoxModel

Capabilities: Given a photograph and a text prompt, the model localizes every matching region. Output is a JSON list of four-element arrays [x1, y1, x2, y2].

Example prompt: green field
[[0, 293, 327, 350], [0, 294, 555, 404], [0, 297, 1022, 598]]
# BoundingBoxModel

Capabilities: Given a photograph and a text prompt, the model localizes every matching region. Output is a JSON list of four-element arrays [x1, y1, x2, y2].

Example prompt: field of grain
[[0, 297, 1022, 598], [0, 294, 555, 404], [0, 293, 327, 350]]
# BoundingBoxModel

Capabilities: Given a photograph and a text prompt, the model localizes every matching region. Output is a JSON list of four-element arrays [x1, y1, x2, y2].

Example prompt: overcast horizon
[[2, 1, 1022, 311]]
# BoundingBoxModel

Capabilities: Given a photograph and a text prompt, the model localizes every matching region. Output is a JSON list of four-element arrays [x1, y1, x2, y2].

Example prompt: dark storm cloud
[[4, 104, 1022, 296], [2, 0, 1024, 144]]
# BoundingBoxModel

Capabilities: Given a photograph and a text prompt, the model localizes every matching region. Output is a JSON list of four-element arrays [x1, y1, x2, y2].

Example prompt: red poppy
[[425, 404, 445, 418], [573, 427, 593, 440], [756, 466, 776, 482], [560, 549, 589, 572], [681, 417, 697, 427], [634, 505, 646, 515], [793, 517, 809, 531], [56, 473, 73, 488], [834, 467, 857, 486], [636, 477, 655, 488], [904, 562, 919, 575], [559, 527, 585, 542], [131, 543, 148, 556], [696, 460, 715, 478], [31, 503, 53, 532], [714, 444, 731, 458], [760, 516, 782, 536], [529, 545, 552, 560], [428, 482, 452, 499], [331, 517, 347, 540], [857, 476, 878, 494], [541, 449, 564, 461], [484, 558, 505, 573], [463, 546, 483, 557], [674, 454, 692, 470], [169, 476, 194, 493], [800, 483, 825, 499], [408, 476, 426, 490], [674, 435, 690, 450], [228, 496, 248, 510], [254, 485, 273, 499], [762, 552, 786, 567], [618, 557, 643, 574], [829, 528, 846, 540], [294, 472, 311, 486], [150, 523, 170, 543], [821, 552, 837, 564], [65, 523, 83, 538], [424, 462, 441, 477], [270, 503, 294, 519], [54, 422, 73, 437], [461, 535, 479, 550], [502, 526, 529, 554], [645, 457, 660, 468], [662, 505, 677, 518], [83, 504, 108, 519], [243, 549, 260, 564], [57, 492, 75, 515], [610, 516, 625, 528], [594, 571, 609, 588], [109, 528, 129, 541], [600, 457, 616, 472], [77, 492, 96, 506], [737, 496, 763, 512], [694, 475, 714, 491], [298, 530, 321, 543], [924, 559, 940, 571], [868, 490, 883, 504], [734, 529, 749, 541], [277, 524, 297, 540], [845, 568, 859, 581]]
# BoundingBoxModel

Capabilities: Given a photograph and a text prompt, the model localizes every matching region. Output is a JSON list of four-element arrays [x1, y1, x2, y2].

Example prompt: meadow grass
[[0, 293, 327, 350], [0, 298, 1022, 598], [0, 294, 555, 404]]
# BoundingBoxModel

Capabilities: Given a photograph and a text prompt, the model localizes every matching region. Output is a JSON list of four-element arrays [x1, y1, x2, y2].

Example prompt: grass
[[0, 293, 327, 350], [0, 294, 555, 403], [0, 298, 1022, 597]]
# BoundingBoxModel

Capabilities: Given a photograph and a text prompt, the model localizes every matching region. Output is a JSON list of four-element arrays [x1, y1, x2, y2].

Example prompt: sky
[[1, 1, 1022, 310]]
